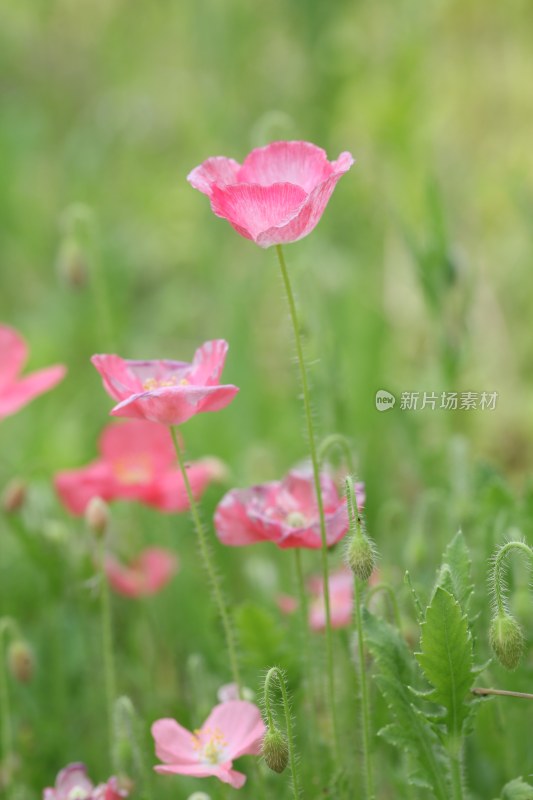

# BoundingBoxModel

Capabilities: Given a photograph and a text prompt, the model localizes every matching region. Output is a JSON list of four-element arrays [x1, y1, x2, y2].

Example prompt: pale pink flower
[[91, 340, 238, 426], [0, 324, 66, 420], [309, 568, 354, 631], [55, 420, 224, 515], [188, 141, 354, 247], [105, 547, 178, 597], [43, 763, 127, 800], [214, 464, 364, 549], [276, 594, 299, 616], [152, 700, 265, 789]]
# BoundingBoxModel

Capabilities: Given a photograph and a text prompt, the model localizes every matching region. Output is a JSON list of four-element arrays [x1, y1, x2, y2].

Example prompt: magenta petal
[[151, 718, 198, 766], [187, 156, 241, 195], [210, 182, 307, 244], [237, 141, 334, 192], [0, 364, 66, 420], [91, 355, 143, 402], [188, 339, 229, 386], [255, 153, 354, 247], [54, 763, 94, 799], [214, 489, 270, 546], [110, 384, 239, 426], [203, 700, 266, 761], [100, 420, 175, 471], [0, 325, 27, 389]]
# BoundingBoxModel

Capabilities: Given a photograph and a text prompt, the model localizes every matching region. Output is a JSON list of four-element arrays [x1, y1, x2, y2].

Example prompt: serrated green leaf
[[435, 531, 474, 612], [500, 777, 533, 799], [416, 587, 475, 739], [363, 609, 450, 799]]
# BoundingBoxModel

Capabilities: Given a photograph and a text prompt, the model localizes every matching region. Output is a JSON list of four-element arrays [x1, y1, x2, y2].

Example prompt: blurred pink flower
[[43, 763, 127, 800], [0, 324, 66, 420], [55, 420, 225, 515], [152, 700, 265, 789], [276, 594, 299, 615], [308, 568, 354, 631], [91, 340, 238, 426], [105, 547, 178, 597], [214, 464, 364, 549], [188, 141, 354, 247]]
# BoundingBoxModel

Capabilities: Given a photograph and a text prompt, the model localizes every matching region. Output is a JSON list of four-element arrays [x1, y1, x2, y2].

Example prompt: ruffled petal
[[151, 718, 198, 766], [210, 183, 307, 243], [0, 325, 27, 389], [214, 488, 271, 546], [202, 701, 265, 760], [188, 339, 229, 386], [91, 355, 144, 402], [187, 156, 241, 196], [109, 384, 239, 426], [0, 364, 66, 420], [237, 141, 333, 192]]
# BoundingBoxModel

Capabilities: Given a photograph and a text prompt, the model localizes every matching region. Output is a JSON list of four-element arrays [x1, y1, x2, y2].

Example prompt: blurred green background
[[1, 0, 533, 797]]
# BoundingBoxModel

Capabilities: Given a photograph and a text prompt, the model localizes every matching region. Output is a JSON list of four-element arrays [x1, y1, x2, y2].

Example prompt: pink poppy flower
[[152, 700, 265, 789], [214, 464, 364, 549], [55, 420, 225, 515], [0, 324, 66, 420], [91, 340, 238, 426], [308, 568, 354, 631], [188, 141, 354, 247], [43, 763, 128, 800], [105, 547, 178, 597]]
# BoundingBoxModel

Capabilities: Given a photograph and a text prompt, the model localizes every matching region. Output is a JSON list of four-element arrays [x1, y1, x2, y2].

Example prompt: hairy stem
[[354, 577, 375, 799], [275, 244, 339, 759], [0, 618, 16, 791], [170, 427, 241, 691], [99, 539, 117, 763], [317, 433, 355, 473], [491, 540, 533, 615], [264, 667, 300, 799]]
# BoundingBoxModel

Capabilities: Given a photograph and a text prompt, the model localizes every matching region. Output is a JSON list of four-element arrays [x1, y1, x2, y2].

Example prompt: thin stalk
[[354, 577, 375, 799], [449, 743, 465, 800], [490, 540, 532, 616], [170, 427, 241, 691], [472, 687, 533, 700], [275, 244, 339, 758], [99, 539, 117, 762], [317, 433, 355, 473], [264, 667, 300, 799], [0, 619, 14, 791]]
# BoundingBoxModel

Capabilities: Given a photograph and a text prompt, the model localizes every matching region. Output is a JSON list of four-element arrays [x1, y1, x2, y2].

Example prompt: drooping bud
[[1, 479, 27, 514], [262, 727, 289, 774], [489, 613, 525, 670], [85, 496, 110, 538], [345, 532, 375, 582], [7, 640, 34, 683]]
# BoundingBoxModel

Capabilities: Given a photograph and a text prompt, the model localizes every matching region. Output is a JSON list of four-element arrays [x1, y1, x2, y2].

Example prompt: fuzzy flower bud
[[85, 496, 110, 537], [489, 613, 525, 670], [262, 727, 289, 774], [346, 533, 375, 582], [7, 640, 34, 683], [1, 479, 27, 514]]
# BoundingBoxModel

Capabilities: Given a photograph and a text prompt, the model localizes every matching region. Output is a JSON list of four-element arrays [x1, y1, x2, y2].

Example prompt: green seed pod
[[489, 613, 525, 670], [262, 727, 289, 774], [346, 533, 375, 582]]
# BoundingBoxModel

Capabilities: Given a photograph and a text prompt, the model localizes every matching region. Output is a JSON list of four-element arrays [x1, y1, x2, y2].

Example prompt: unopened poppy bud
[[346, 533, 375, 582], [187, 793, 211, 800], [56, 236, 88, 289], [85, 496, 110, 537], [489, 613, 525, 670], [1, 479, 27, 514], [262, 727, 289, 774], [7, 640, 34, 683]]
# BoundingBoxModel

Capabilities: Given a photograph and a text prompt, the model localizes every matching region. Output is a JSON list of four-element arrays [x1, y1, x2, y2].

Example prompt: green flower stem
[[449, 741, 465, 800], [0, 618, 17, 790], [263, 667, 300, 799], [317, 433, 355, 473], [99, 538, 117, 763], [472, 687, 533, 700], [491, 541, 533, 615], [366, 584, 402, 631], [353, 577, 375, 800], [170, 427, 241, 691], [275, 244, 340, 759]]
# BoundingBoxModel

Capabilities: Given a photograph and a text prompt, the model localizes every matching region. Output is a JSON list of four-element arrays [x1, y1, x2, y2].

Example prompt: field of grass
[[1, 1, 533, 798]]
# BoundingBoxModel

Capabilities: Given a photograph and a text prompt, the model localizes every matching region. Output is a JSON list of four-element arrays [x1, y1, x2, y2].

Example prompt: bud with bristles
[[262, 727, 289, 774], [489, 613, 525, 670], [346, 532, 375, 581], [85, 496, 110, 538], [7, 640, 34, 683], [1, 479, 27, 514]]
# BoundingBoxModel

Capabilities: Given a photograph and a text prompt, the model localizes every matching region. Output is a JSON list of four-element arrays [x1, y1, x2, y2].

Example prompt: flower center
[[285, 511, 307, 528], [192, 726, 228, 765], [113, 456, 152, 484], [142, 377, 189, 390]]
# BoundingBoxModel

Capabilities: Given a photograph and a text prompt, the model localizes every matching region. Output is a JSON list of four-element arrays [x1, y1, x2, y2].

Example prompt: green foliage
[[499, 778, 533, 799], [435, 531, 474, 614], [363, 609, 450, 799], [416, 587, 475, 739]]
